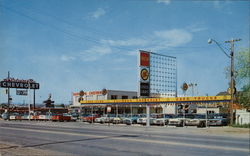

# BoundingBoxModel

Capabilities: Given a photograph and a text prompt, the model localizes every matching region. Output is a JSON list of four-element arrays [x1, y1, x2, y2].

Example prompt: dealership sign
[[16, 89, 28, 96], [0, 78, 39, 89], [139, 50, 150, 97], [140, 82, 150, 96]]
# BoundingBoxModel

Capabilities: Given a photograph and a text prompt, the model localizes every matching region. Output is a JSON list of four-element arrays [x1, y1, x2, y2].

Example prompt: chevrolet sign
[[0, 81, 39, 89]]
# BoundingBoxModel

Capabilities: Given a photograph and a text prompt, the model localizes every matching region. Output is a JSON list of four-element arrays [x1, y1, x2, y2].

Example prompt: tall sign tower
[[138, 50, 150, 97], [138, 50, 177, 98]]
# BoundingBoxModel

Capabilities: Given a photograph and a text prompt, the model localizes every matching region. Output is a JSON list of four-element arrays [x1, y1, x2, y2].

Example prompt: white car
[[168, 114, 195, 127], [154, 114, 175, 126]]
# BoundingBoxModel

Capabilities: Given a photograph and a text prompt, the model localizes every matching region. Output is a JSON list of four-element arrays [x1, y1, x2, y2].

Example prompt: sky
[[0, 0, 249, 104]]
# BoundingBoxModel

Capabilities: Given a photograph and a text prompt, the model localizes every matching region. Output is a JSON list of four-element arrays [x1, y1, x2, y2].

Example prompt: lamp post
[[208, 38, 241, 126]]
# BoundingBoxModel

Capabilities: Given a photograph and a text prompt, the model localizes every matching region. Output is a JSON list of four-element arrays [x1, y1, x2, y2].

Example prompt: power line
[[1, 4, 216, 56], [1, 5, 135, 53]]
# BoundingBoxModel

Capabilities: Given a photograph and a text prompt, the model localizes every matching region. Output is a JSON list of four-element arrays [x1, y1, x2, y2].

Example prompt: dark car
[[208, 114, 229, 126]]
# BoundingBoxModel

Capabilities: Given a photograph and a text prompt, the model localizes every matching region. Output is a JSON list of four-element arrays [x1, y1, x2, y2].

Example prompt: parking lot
[[1, 112, 231, 128]]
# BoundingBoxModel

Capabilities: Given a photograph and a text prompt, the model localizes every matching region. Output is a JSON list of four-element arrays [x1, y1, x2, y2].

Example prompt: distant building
[[71, 90, 137, 107]]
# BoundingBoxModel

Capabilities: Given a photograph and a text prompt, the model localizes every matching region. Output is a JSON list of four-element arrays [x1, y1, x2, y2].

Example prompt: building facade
[[72, 90, 137, 107]]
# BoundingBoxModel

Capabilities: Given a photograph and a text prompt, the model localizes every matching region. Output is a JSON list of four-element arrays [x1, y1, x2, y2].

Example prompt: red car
[[52, 114, 71, 122], [82, 114, 100, 123]]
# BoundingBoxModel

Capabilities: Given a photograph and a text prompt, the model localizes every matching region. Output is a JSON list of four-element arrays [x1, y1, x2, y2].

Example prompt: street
[[0, 121, 249, 156]]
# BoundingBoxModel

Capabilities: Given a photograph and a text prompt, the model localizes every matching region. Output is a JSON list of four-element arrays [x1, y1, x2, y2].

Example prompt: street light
[[208, 38, 241, 126]]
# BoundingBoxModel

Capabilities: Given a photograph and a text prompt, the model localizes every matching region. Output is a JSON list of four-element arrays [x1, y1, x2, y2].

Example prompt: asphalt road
[[0, 121, 249, 156]]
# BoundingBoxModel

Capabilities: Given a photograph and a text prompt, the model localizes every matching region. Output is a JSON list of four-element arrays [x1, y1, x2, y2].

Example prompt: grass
[[232, 123, 250, 128]]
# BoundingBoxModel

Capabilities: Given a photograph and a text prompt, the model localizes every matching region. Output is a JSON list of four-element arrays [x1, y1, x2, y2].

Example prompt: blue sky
[[0, 0, 249, 104]]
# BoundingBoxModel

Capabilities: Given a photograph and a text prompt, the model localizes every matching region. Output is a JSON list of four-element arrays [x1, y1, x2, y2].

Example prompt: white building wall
[[161, 104, 177, 114], [236, 109, 250, 125], [72, 90, 137, 107]]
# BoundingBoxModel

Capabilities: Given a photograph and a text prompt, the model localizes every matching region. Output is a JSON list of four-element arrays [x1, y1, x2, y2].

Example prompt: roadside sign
[[16, 89, 28, 96], [107, 106, 111, 113]]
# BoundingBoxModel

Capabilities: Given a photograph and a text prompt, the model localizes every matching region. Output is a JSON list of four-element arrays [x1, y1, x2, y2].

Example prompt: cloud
[[99, 29, 193, 54], [152, 29, 192, 49], [186, 23, 208, 33], [91, 8, 106, 19], [60, 55, 75, 61], [156, 0, 171, 5], [68, 29, 192, 61], [101, 38, 148, 46], [80, 45, 112, 61]]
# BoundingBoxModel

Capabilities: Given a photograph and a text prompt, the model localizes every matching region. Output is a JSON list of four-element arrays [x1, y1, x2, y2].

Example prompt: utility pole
[[225, 38, 241, 126], [7, 71, 10, 119], [208, 38, 241, 126]]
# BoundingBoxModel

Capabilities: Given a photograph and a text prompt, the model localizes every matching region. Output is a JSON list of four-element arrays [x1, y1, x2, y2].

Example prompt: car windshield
[[195, 115, 206, 119], [163, 114, 174, 118]]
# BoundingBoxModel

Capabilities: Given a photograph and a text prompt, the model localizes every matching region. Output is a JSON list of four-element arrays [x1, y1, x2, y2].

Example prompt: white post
[[206, 102, 208, 127], [28, 82, 31, 121], [130, 104, 132, 117], [116, 104, 118, 117], [146, 104, 150, 127], [183, 104, 185, 127]]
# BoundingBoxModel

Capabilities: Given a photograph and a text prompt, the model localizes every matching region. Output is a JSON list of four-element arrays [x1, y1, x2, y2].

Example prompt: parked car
[[103, 114, 116, 123], [185, 114, 207, 128], [95, 116, 105, 123], [82, 114, 100, 123], [137, 114, 157, 125], [70, 113, 79, 119], [154, 114, 175, 126], [51, 113, 72, 122], [168, 114, 195, 127], [9, 113, 22, 120], [123, 114, 141, 125], [112, 114, 124, 124], [95, 114, 116, 124], [1, 113, 9, 120], [207, 114, 229, 126]]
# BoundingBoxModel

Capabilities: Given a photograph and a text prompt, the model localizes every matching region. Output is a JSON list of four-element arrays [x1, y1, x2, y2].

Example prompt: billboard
[[0, 78, 39, 89], [140, 51, 150, 66], [138, 50, 177, 98], [16, 89, 28, 96], [139, 50, 150, 97]]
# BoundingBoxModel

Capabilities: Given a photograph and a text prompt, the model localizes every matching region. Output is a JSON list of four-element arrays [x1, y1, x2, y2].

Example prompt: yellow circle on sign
[[141, 69, 149, 81]]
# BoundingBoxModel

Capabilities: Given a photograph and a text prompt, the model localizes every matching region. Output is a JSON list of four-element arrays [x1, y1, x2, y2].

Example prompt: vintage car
[[207, 114, 229, 126], [113, 114, 129, 124], [82, 114, 100, 123], [168, 114, 195, 127], [95, 114, 116, 123], [185, 114, 207, 128], [9, 113, 22, 120], [137, 114, 158, 125], [51, 113, 72, 122], [123, 114, 142, 125], [154, 114, 175, 126], [1, 113, 9, 120]]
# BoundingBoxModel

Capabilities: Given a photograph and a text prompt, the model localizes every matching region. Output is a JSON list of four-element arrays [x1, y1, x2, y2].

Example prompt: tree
[[235, 48, 250, 109]]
